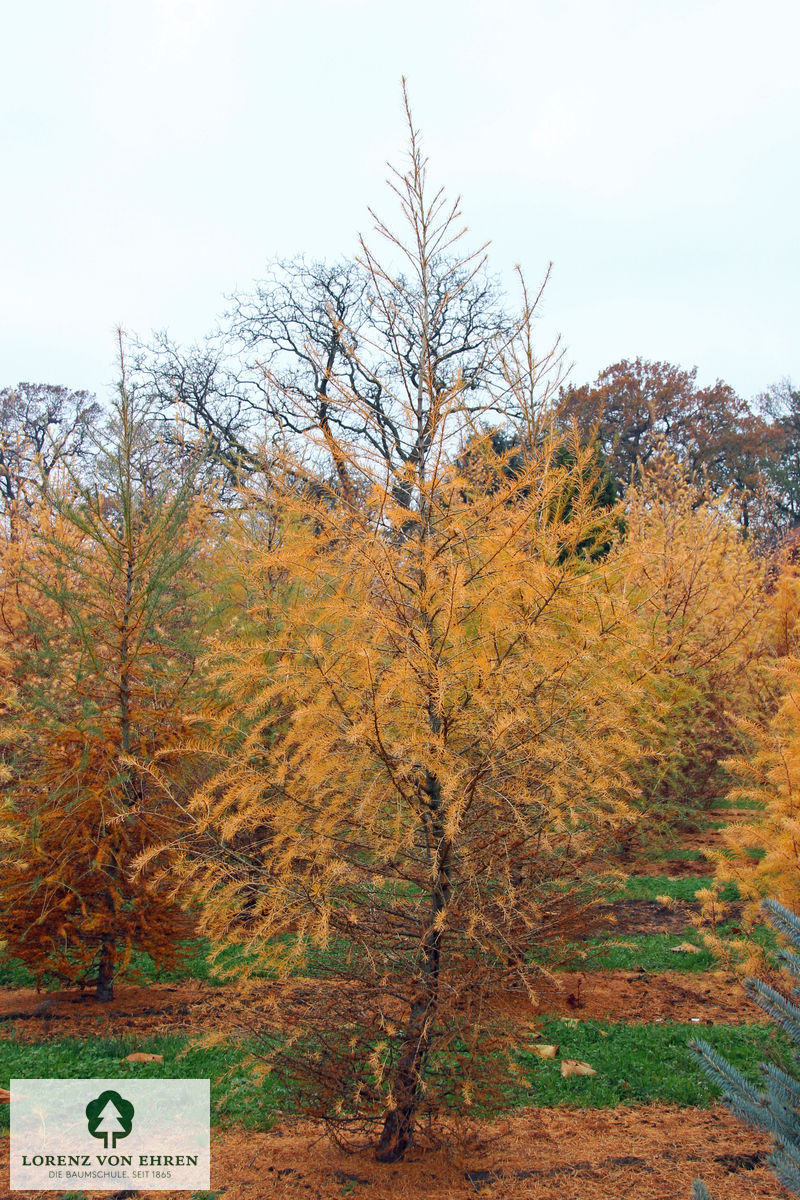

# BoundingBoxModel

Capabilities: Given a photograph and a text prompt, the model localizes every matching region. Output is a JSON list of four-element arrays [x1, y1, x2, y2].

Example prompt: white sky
[[1, 0, 797, 404]]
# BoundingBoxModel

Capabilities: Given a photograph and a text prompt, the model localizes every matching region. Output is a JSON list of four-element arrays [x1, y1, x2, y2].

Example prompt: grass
[[650, 847, 705, 862], [513, 1019, 793, 1108], [646, 845, 765, 865], [0, 942, 223, 990], [710, 797, 766, 811], [0, 933, 375, 991], [558, 915, 777, 972], [570, 931, 716, 971], [0, 878, 764, 993], [0, 955, 36, 988], [1, 1021, 792, 1132], [0, 1033, 285, 1133], [614, 875, 740, 902]]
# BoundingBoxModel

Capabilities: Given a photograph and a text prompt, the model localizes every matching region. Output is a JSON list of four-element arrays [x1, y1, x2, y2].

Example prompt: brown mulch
[[680, 829, 731, 853], [0, 980, 243, 1041], [628, 857, 716, 877], [0, 1104, 786, 1199], [518, 968, 763, 1023], [0, 964, 761, 1040], [596, 897, 744, 935]]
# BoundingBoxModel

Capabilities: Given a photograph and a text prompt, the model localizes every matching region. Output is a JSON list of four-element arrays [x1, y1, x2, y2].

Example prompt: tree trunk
[[94, 532, 133, 1006], [375, 993, 430, 1162], [376, 769, 450, 1163], [96, 934, 115, 1002]]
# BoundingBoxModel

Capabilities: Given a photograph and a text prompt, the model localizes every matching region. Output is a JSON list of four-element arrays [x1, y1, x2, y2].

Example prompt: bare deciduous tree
[[0, 383, 100, 536]]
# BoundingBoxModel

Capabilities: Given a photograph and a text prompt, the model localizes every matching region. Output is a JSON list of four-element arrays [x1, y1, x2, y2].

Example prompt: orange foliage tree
[[708, 557, 800, 912], [0, 359, 210, 999], [0, 496, 63, 848], [712, 662, 800, 914], [150, 104, 649, 1160], [613, 462, 768, 844]]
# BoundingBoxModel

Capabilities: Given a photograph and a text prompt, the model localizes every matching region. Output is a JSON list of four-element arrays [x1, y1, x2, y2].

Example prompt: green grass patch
[[0, 942, 223, 990], [710, 797, 766, 811], [570, 931, 716, 971], [613, 875, 740, 902], [651, 847, 705, 861], [0, 933, 379, 993], [0, 1033, 285, 1133], [1, 1021, 792, 1127], [124, 940, 261, 986], [513, 1019, 794, 1108], [561, 918, 776, 973], [0, 941, 223, 990], [0, 955, 36, 988], [643, 844, 764, 864]]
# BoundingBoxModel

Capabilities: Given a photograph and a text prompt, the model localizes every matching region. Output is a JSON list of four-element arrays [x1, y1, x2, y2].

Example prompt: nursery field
[[0, 806, 791, 1200], [6, 101, 798, 1199]]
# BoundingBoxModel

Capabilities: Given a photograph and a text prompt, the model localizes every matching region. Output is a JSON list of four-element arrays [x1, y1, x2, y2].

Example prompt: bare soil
[[0, 963, 762, 1040], [596, 897, 745, 935], [628, 856, 715, 876], [0, 1104, 785, 1200], [520, 968, 762, 1024]]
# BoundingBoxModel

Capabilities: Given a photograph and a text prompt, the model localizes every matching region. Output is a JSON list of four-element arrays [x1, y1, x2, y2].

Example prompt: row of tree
[[2, 315, 798, 544], [1, 100, 798, 1160]]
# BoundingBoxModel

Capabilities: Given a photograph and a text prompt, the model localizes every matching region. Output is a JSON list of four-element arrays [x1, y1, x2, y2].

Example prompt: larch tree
[[712, 630, 800, 914], [613, 460, 768, 846], [0, 494, 74, 850], [0, 345, 210, 1000], [150, 96, 649, 1160]]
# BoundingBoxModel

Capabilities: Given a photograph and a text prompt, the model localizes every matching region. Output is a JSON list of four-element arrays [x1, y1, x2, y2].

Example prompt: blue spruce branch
[[691, 897, 800, 1199]]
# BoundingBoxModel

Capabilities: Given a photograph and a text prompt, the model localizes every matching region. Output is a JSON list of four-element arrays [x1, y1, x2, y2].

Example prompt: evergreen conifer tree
[[692, 897, 800, 1197]]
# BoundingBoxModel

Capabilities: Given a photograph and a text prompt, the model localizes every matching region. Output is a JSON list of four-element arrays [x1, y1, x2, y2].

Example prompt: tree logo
[[85, 1090, 135, 1149]]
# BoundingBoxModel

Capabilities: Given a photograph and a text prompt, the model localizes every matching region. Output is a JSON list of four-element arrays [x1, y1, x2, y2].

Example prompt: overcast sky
[[2, 0, 797, 406]]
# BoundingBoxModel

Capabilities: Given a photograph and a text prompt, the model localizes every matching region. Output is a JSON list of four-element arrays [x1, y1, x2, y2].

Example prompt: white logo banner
[[10, 1078, 210, 1192]]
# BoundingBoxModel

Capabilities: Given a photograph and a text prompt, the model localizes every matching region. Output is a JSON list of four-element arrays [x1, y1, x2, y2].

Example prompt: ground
[[0, 805, 791, 1199], [0, 1106, 780, 1199]]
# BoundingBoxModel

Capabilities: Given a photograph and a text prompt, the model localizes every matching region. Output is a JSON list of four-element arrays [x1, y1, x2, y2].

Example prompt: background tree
[[613, 460, 767, 848], [558, 358, 772, 530], [133, 160, 518, 500], [0, 350, 210, 999], [129, 329, 268, 482], [0, 382, 100, 539], [758, 378, 800, 531]]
